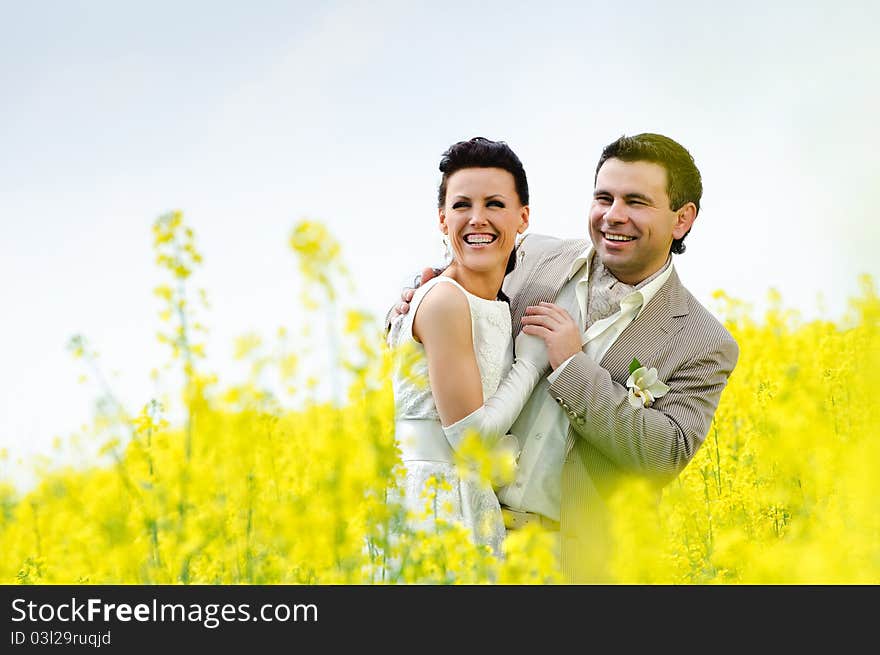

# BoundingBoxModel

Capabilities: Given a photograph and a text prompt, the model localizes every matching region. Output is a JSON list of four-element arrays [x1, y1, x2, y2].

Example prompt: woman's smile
[[461, 232, 498, 248]]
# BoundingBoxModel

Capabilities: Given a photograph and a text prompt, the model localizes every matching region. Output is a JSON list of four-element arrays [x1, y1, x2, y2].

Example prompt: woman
[[388, 137, 548, 555]]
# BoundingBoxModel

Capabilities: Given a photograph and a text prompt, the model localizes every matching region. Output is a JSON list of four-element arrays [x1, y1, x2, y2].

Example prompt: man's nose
[[604, 199, 627, 223]]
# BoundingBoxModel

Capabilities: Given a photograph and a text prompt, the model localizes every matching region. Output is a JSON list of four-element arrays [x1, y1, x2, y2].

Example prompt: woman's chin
[[456, 253, 507, 274]]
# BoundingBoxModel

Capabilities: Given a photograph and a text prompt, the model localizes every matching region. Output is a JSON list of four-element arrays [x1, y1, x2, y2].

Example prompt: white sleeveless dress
[[389, 276, 513, 556]]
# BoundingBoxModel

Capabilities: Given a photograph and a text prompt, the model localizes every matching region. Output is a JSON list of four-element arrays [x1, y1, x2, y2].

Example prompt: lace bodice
[[389, 276, 514, 421]]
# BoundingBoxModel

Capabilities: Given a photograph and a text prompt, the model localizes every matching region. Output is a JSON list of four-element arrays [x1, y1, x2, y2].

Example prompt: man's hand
[[392, 266, 438, 319], [520, 302, 582, 369]]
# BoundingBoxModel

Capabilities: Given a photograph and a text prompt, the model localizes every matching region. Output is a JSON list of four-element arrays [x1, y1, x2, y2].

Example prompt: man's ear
[[672, 202, 697, 240], [518, 205, 530, 234]]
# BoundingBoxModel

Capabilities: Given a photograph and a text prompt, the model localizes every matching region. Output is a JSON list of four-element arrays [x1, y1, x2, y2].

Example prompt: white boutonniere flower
[[626, 358, 670, 408]]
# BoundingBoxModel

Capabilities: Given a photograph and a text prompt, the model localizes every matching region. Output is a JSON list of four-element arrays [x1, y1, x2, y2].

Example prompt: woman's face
[[439, 167, 529, 275]]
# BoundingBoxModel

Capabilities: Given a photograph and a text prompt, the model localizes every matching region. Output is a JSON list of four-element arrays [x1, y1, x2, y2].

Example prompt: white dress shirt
[[497, 247, 674, 521]]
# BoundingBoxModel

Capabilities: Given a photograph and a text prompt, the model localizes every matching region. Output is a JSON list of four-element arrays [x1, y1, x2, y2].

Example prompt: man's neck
[[603, 256, 672, 288]]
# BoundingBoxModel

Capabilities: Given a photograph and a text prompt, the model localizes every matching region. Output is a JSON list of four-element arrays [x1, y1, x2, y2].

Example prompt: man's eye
[[452, 201, 470, 209], [595, 196, 611, 204]]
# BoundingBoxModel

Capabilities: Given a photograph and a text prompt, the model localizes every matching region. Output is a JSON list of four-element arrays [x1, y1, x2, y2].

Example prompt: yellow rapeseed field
[[1, 213, 877, 584]]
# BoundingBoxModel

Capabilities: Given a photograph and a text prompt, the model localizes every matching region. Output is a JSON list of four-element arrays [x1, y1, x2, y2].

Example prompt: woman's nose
[[469, 208, 488, 225]]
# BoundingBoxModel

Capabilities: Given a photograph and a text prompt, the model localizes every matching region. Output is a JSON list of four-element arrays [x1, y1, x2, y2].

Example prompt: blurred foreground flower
[[1, 218, 876, 584]]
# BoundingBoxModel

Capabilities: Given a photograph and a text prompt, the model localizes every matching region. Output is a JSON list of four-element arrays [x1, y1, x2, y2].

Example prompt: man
[[390, 133, 738, 582]]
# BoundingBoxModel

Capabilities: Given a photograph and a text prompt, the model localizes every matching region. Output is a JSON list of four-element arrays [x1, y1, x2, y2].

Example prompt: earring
[[442, 235, 452, 262]]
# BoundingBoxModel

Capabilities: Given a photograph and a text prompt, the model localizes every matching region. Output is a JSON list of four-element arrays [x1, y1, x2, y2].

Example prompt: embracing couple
[[386, 133, 739, 583]]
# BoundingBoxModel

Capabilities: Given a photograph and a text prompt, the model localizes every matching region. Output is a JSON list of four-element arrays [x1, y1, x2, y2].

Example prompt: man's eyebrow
[[593, 189, 654, 203]]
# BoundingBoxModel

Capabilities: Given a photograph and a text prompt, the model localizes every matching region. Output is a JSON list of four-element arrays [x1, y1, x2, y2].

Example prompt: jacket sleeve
[[547, 336, 739, 484], [383, 304, 398, 344]]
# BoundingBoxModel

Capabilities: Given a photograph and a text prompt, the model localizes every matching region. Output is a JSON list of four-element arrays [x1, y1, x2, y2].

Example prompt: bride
[[388, 137, 548, 556]]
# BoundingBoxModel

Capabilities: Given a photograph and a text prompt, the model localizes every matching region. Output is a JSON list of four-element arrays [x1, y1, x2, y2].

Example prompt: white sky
[[2, 1, 878, 488]]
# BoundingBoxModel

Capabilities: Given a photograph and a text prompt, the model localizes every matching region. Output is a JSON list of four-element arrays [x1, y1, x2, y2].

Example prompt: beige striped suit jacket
[[502, 233, 739, 583]]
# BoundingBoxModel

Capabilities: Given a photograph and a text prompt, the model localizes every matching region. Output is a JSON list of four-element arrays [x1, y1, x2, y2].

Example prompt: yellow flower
[[4, 215, 874, 585]]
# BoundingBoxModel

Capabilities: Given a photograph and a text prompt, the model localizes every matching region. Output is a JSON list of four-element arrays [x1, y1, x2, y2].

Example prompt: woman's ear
[[518, 205, 530, 234], [439, 207, 448, 235]]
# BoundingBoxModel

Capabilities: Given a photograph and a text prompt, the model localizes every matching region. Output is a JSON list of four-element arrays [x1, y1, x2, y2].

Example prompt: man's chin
[[597, 253, 636, 279], [595, 249, 625, 267]]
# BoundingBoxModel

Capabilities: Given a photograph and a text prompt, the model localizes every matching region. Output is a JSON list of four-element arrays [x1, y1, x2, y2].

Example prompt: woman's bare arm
[[413, 282, 484, 427]]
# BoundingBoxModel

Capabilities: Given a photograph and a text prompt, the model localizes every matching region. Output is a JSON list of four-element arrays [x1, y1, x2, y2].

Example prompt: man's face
[[589, 158, 695, 285]]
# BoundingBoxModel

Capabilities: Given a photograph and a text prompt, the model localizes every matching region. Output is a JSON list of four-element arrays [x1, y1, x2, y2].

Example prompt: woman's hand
[[520, 302, 582, 369]]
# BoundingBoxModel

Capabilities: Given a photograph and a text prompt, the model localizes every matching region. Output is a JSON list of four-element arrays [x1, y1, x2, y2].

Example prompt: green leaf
[[629, 357, 642, 374]]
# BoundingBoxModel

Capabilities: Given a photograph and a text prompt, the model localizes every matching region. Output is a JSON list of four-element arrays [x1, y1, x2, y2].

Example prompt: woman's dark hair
[[437, 137, 529, 208], [595, 133, 702, 254], [437, 137, 528, 285]]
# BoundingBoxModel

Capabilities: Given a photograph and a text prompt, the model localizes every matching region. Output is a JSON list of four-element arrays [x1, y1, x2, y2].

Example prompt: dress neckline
[[433, 275, 507, 305]]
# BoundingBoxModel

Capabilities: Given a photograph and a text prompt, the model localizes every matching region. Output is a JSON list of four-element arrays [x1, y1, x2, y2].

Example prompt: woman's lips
[[462, 233, 498, 248]]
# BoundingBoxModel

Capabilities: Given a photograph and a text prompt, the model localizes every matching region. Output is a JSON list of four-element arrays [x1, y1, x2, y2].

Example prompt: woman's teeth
[[463, 234, 497, 245]]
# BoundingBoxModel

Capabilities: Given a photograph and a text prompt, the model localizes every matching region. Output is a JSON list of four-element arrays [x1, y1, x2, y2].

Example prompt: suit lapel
[[509, 240, 586, 337], [563, 268, 689, 459], [599, 268, 687, 380]]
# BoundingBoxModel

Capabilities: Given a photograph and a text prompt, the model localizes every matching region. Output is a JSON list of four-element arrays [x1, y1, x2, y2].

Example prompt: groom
[[391, 133, 738, 582]]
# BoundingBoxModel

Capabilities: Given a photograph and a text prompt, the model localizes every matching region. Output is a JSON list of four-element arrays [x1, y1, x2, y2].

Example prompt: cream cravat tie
[[586, 256, 635, 328]]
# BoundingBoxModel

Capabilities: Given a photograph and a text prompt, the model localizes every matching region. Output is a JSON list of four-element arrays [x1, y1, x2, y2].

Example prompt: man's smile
[[602, 231, 637, 243]]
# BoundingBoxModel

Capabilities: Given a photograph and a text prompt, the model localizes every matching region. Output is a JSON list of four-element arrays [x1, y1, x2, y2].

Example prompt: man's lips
[[602, 231, 637, 244]]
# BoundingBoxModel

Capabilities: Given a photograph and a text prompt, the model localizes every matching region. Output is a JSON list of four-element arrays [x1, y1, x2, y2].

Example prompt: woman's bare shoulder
[[413, 280, 472, 343]]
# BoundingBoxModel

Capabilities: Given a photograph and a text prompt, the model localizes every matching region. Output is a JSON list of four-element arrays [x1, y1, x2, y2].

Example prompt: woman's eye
[[487, 200, 504, 208], [452, 201, 469, 209]]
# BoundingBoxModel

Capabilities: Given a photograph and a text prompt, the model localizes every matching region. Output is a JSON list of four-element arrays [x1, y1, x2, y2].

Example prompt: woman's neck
[[442, 263, 506, 301]]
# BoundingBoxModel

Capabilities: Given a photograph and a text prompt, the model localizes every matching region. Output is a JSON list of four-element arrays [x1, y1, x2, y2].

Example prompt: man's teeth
[[464, 234, 496, 244], [605, 234, 635, 242]]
